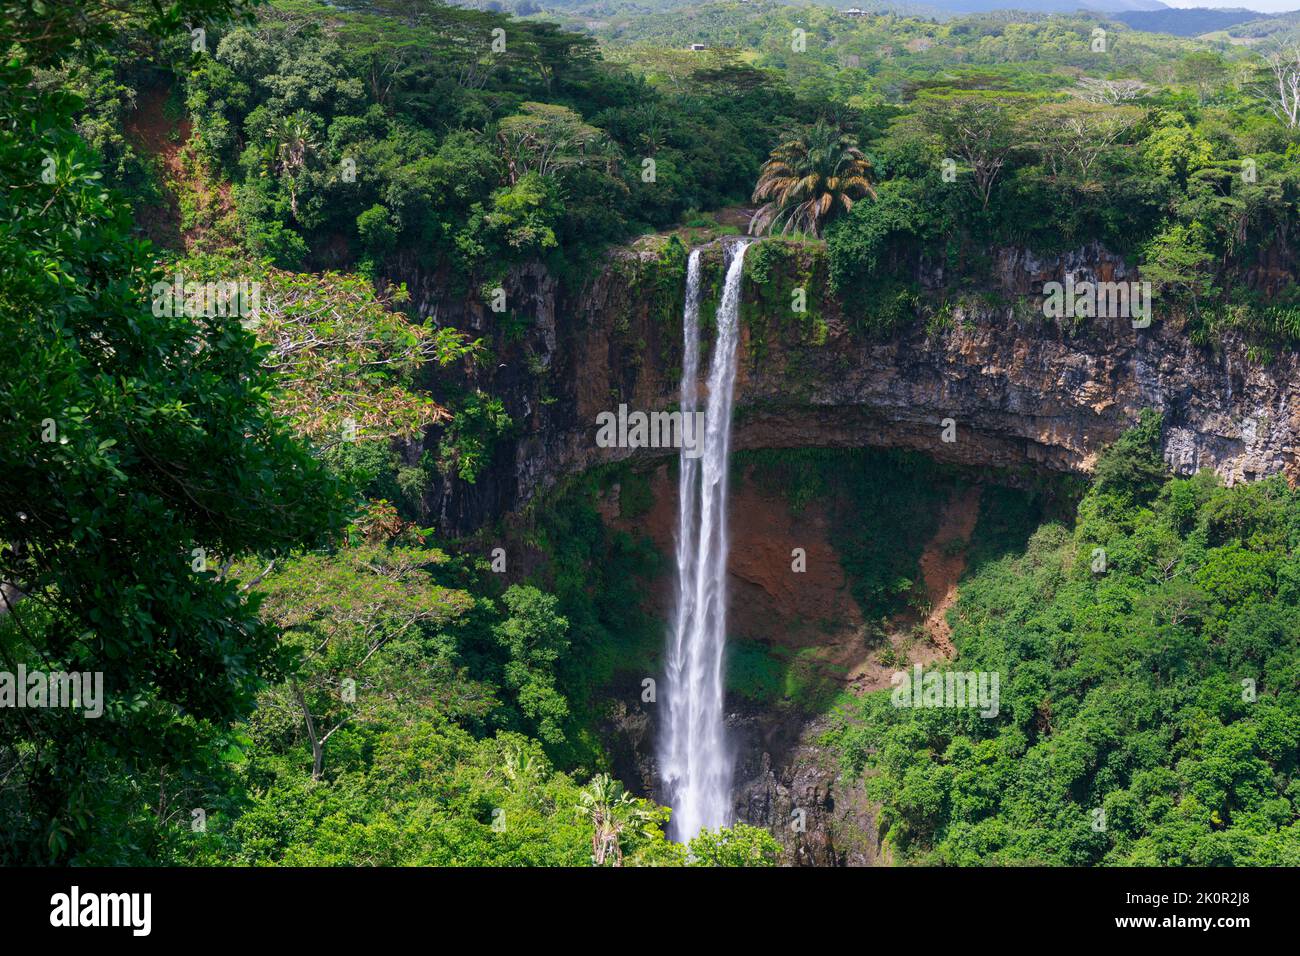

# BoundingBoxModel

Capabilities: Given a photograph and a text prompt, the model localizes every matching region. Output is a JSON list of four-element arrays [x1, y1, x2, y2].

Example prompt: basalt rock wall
[[410, 237, 1300, 536]]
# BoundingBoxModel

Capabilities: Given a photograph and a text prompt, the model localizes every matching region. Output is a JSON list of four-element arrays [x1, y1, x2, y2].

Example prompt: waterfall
[[661, 240, 750, 843]]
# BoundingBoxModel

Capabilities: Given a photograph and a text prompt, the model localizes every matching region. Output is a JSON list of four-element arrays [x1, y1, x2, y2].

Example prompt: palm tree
[[749, 122, 876, 238], [575, 774, 657, 866], [502, 746, 539, 795], [266, 111, 319, 221]]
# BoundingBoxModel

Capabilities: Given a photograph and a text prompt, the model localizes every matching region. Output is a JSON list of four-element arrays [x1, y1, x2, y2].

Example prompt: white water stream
[[661, 240, 750, 843]]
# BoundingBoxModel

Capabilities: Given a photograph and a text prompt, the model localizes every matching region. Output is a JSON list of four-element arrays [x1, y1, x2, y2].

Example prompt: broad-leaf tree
[[0, 0, 349, 862]]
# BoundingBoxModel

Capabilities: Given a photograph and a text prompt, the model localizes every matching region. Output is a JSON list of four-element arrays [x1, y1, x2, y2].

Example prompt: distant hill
[[461, 0, 1171, 18], [457, 0, 1300, 30], [1228, 9, 1300, 37], [935, 0, 1166, 12], [1114, 7, 1284, 36]]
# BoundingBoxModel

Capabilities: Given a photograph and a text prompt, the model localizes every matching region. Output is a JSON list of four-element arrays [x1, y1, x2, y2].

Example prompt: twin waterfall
[[661, 241, 750, 843]]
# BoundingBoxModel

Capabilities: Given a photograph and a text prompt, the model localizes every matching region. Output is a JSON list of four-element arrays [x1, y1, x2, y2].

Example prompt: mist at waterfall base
[[660, 241, 750, 844]]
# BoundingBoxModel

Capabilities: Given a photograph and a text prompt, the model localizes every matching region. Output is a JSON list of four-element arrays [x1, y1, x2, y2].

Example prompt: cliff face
[[406, 238, 1299, 865], [601, 686, 883, 866], [414, 237, 1300, 536], [595, 461, 891, 865]]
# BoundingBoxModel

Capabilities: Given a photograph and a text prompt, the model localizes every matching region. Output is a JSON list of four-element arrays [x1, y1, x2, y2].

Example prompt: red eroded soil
[[605, 462, 860, 644], [124, 86, 190, 247], [917, 484, 983, 656], [125, 85, 231, 250], [602, 463, 982, 697], [126, 87, 190, 176]]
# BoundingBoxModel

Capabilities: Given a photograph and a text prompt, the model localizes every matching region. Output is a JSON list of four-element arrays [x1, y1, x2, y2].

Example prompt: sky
[[1159, 0, 1299, 10]]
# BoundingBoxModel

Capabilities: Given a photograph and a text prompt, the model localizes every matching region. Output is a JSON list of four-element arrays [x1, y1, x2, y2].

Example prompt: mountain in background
[[933, 0, 1166, 13], [463, 0, 1169, 18], [462, 0, 1300, 31], [1228, 8, 1300, 34], [1114, 6, 1292, 35]]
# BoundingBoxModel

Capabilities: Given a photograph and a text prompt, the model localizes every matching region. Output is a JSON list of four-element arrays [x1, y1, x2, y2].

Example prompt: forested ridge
[[828, 416, 1300, 865], [1, 0, 780, 866], [2, 0, 1300, 867]]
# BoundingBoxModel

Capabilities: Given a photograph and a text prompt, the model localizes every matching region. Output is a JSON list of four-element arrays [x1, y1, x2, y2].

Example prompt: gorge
[[399, 235, 1300, 862], [14, 0, 1300, 876]]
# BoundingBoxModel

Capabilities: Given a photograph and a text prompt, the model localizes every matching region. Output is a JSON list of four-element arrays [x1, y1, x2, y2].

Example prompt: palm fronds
[[749, 122, 876, 238]]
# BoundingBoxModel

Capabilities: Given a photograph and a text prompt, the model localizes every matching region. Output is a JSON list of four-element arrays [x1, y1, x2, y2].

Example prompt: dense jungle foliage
[[47, 0, 1300, 347], [828, 414, 1300, 865], [3, 0, 1299, 868], [0, 0, 780, 866]]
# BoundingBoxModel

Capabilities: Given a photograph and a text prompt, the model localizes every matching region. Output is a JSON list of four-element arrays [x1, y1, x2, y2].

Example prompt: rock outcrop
[[599, 676, 884, 866], [412, 237, 1299, 536], [403, 235, 1299, 864], [730, 707, 883, 866]]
